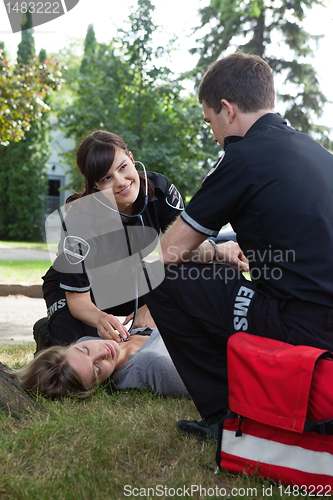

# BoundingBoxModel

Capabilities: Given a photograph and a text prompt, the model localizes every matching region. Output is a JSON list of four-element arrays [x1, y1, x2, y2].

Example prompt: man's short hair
[[198, 52, 275, 114]]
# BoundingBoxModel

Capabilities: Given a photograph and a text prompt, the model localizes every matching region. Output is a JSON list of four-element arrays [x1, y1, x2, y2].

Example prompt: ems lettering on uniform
[[47, 298, 67, 320], [233, 286, 255, 331]]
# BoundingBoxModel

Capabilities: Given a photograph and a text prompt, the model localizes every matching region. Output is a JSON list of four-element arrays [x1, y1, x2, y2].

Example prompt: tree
[[17, 11, 35, 65], [58, 3, 220, 196], [0, 48, 62, 146], [191, 0, 330, 141], [48, 39, 82, 111], [39, 48, 47, 63], [0, 12, 62, 241], [0, 362, 36, 417], [80, 24, 97, 74]]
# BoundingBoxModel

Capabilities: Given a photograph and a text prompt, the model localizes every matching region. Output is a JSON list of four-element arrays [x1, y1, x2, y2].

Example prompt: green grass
[[0, 260, 50, 283], [0, 345, 311, 500], [0, 241, 48, 249]]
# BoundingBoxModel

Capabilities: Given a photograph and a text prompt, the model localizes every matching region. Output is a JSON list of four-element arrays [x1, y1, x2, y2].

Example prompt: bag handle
[[304, 418, 333, 435]]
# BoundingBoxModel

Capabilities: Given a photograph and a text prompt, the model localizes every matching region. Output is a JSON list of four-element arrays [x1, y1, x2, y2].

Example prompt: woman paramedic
[[34, 130, 185, 350]]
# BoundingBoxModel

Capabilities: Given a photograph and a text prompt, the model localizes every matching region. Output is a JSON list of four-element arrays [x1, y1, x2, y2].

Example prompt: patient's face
[[65, 339, 121, 388]]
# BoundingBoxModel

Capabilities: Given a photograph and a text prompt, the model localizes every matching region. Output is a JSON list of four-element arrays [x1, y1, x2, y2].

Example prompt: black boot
[[33, 317, 51, 356], [176, 409, 228, 440]]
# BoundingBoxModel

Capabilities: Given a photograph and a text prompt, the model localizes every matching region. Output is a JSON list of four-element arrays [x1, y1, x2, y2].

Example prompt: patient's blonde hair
[[9, 346, 92, 398]]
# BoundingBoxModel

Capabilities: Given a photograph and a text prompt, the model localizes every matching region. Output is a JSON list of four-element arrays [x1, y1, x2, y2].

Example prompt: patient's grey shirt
[[77, 328, 189, 397]]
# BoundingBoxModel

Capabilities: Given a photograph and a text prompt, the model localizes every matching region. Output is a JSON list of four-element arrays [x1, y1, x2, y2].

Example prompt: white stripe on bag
[[222, 430, 333, 476]]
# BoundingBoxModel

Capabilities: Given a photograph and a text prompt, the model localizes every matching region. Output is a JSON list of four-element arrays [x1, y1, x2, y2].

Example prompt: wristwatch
[[207, 239, 219, 263]]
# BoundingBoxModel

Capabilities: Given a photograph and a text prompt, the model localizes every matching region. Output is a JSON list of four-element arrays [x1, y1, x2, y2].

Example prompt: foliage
[[80, 23, 97, 74], [0, 16, 63, 241], [0, 49, 62, 146], [17, 12, 35, 65], [191, 0, 331, 141], [48, 38, 83, 111], [39, 48, 47, 63], [0, 116, 50, 241], [57, 0, 220, 196]]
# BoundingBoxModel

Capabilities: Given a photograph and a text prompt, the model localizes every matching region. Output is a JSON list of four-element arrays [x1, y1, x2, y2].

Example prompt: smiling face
[[65, 339, 122, 389], [95, 148, 140, 215]]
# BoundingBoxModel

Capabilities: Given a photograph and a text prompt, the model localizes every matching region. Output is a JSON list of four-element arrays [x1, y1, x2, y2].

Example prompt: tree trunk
[[252, 10, 265, 57], [0, 362, 36, 417]]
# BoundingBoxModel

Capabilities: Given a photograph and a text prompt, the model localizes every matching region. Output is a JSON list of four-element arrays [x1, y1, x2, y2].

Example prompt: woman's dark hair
[[66, 130, 154, 205]]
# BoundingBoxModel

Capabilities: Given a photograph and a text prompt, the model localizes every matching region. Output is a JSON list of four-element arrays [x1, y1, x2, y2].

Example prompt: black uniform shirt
[[181, 113, 333, 306], [43, 172, 184, 307], [57, 172, 183, 294]]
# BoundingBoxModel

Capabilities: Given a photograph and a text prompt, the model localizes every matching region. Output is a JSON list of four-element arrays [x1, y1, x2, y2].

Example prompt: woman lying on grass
[[10, 328, 189, 399]]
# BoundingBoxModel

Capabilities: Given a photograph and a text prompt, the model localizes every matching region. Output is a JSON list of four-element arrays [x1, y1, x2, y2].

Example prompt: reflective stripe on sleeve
[[60, 284, 91, 293], [180, 211, 219, 237]]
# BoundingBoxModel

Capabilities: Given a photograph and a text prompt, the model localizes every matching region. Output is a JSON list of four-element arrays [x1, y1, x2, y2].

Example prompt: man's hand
[[216, 241, 249, 272]]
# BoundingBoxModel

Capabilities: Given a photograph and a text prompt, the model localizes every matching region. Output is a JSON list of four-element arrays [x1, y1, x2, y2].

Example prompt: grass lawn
[[0, 345, 302, 500], [0, 241, 49, 249], [0, 344, 296, 500], [0, 260, 51, 283]]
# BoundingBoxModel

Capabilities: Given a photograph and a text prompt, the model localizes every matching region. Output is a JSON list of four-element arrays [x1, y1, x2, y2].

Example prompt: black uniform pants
[[145, 263, 333, 418]]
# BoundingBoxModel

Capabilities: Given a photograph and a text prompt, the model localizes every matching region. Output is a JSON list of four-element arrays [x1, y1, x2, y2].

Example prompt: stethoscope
[[92, 160, 150, 334]]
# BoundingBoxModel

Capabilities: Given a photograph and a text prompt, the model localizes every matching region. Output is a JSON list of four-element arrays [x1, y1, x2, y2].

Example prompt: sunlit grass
[[0, 343, 35, 369], [0, 241, 48, 249], [0, 260, 50, 283], [0, 344, 306, 500]]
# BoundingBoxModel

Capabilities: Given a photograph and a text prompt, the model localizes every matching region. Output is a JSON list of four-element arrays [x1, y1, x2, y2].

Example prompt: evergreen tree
[[17, 11, 35, 64], [39, 48, 47, 63], [80, 24, 97, 74], [0, 41, 6, 61], [0, 42, 5, 71], [0, 16, 50, 241], [191, 0, 330, 141]]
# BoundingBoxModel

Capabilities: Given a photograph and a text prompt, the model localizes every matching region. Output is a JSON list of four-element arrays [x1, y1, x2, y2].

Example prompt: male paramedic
[[145, 52, 333, 440]]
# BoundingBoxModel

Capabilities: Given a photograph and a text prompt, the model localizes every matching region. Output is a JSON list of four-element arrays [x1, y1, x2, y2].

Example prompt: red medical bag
[[216, 332, 333, 491]]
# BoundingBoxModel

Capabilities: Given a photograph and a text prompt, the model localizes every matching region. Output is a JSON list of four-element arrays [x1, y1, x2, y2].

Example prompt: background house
[[45, 126, 74, 218]]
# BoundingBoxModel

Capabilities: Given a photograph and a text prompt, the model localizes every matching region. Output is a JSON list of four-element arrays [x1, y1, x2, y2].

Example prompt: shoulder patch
[[165, 184, 184, 211], [202, 152, 225, 183], [63, 236, 90, 264]]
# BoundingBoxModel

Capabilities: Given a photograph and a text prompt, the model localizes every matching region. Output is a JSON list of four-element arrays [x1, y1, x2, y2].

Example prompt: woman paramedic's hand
[[217, 241, 249, 272], [65, 291, 130, 343], [96, 312, 130, 342], [123, 304, 157, 329]]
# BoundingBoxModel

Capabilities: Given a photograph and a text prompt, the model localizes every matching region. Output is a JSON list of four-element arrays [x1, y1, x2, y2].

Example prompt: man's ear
[[221, 99, 236, 123]]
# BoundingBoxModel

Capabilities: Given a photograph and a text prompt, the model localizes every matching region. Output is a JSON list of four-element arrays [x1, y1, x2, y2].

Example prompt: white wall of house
[[45, 126, 75, 217]]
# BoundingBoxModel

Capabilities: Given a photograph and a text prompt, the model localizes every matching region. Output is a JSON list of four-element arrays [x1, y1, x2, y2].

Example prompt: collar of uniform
[[224, 113, 287, 150], [245, 112, 287, 136]]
